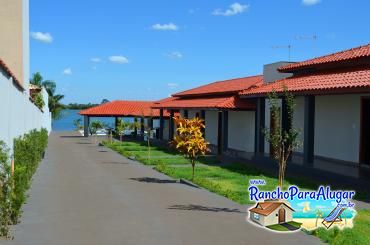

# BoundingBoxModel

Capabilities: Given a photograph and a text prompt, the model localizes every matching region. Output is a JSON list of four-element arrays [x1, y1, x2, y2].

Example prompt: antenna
[[295, 34, 318, 55], [295, 34, 317, 40], [271, 45, 292, 61]]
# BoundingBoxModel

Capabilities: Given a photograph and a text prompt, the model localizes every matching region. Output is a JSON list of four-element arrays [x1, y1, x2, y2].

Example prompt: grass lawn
[[289, 221, 303, 229], [306, 209, 370, 245], [267, 221, 302, 232], [266, 224, 290, 231], [104, 140, 370, 244]]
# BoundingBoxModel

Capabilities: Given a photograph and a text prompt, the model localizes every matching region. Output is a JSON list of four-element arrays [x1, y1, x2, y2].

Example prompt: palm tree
[[315, 209, 324, 227], [30, 73, 65, 119]]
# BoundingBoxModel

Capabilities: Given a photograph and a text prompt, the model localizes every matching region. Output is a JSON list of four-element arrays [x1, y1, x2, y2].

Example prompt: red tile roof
[[79, 100, 172, 117], [0, 59, 24, 90], [173, 75, 263, 97], [249, 202, 294, 216], [153, 95, 255, 110], [240, 68, 370, 96], [279, 43, 370, 72]]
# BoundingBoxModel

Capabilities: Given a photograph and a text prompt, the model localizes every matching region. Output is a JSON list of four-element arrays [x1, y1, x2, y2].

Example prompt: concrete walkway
[[3, 132, 320, 245]]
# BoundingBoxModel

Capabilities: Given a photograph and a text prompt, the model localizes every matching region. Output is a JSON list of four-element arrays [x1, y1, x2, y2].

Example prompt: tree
[[172, 116, 209, 180], [101, 99, 110, 104], [34, 93, 45, 110], [73, 119, 83, 131], [90, 120, 104, 143], [115, 118, 128, 141], [264, 88, 300, 188], [315, 209, 324, 227], [30, 73, 65, 119]]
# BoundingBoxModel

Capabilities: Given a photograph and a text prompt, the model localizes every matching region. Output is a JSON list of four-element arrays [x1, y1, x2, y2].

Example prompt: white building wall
[[0, 68, 51, 154], [314, 94, 366, 163], [228, 111, 255, 152], [205, 111, 218, 145]]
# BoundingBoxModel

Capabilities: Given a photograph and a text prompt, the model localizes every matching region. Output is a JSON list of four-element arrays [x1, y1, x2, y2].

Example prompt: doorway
[[360, 98, 370, 165], [278, 208, 286, 223]]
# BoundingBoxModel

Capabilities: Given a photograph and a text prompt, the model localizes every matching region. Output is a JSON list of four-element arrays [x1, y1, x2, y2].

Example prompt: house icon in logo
[[249, 199, 295, 227]]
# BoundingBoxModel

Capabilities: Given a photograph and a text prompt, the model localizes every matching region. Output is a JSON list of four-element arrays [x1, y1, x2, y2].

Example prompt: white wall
[[228, 111, 255, 152], [205, 111, 218, 145], [0, 68, 51, 155], [314, 94, 367, 163]]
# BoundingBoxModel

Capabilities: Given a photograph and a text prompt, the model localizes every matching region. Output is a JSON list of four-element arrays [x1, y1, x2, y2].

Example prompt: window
[[253, 213, 260, 220]]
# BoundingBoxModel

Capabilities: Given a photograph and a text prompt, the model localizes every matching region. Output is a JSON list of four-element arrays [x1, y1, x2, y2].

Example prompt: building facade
[[154, 43, 370, 178]]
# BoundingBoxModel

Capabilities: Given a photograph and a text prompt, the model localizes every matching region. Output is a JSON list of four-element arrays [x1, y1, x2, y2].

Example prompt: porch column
[[134, 117, 138, 138], [254, 98, 265, 154], [217, 111, 223, 155], [140, 117, 145, 140], [222, 111, 229, 151], [169, 110, 175, 140], [159, 109, 164, 140], [200, 110, 206, 137], [183, 109, 188, 119], [304, 96, 315, 166], [115, 117, 119, 132], [83, 115, 90, 137]]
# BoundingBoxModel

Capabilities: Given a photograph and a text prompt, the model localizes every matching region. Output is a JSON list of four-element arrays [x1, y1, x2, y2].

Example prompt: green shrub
[[12, 128, 48, 223], [0, 141, 13, 239]]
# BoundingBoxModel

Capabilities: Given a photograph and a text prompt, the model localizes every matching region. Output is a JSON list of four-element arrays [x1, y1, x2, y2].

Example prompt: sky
[[30, 0, 370, 104]]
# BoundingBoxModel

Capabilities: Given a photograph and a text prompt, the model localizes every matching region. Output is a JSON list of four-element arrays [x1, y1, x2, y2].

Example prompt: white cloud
[[90, 58, 102, 63], [30, 32, 53, 43], [63, 68, 72, 75], [109, 55, 129, 64], [302, 0, 321, 6], [167, 51, 183, 59], [152, 23, 179, 31], [167, 83, 179, 89], [212, 3, 249, 16]]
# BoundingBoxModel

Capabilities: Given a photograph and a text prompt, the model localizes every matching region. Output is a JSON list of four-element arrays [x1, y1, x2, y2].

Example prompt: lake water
[[52, 109, 134, 131]]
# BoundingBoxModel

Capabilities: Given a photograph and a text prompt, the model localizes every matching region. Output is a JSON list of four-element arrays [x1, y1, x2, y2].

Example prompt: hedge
[[12, 128, 48, 223]]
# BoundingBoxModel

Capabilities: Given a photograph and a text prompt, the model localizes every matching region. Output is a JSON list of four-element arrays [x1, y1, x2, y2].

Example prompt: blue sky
[[30, 0, 370, 104]]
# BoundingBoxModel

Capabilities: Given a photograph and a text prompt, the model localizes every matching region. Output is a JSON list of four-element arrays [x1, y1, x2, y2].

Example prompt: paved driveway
[[2, 132, 320, 245]]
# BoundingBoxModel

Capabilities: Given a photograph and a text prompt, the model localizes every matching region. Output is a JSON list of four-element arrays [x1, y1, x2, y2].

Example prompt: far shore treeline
[[63, 99, 110, 110], [63, 103, 99, 110]]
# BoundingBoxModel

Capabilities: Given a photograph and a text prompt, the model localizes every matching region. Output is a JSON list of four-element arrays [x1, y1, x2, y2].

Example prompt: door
[[360, 98, 370, 165], [278, 208, 286, 223]]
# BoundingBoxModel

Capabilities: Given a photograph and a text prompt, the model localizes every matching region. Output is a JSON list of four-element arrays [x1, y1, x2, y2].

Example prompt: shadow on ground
[[130, 177, 178, 184], [168, 204, 244, 213]]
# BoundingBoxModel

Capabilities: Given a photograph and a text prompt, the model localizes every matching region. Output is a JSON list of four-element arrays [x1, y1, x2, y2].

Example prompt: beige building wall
[[0, 0, 28, 88]]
